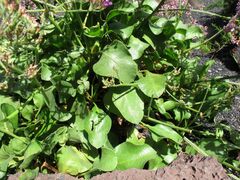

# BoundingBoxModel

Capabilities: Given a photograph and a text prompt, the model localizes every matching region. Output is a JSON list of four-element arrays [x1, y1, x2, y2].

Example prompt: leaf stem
[[222, 161, 240, 172], [165, 90, 199, 113], [157, 8, 231, 20], [183, 136, 208, 156], [144, 116, 192, 133], [32, 0, 56, 8], [103, 83, 138, 88], [184, 29, 224, 53]]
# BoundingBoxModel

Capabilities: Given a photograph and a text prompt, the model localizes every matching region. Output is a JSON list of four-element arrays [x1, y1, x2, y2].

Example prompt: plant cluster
[[0, 0, 239, 179]]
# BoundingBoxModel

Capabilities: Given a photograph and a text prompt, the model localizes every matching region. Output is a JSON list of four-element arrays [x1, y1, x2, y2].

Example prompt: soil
[[8, 153, 230, 180]]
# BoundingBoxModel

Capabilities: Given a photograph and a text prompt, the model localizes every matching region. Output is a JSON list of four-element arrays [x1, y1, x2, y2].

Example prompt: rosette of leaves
[[0, 0, 239, 179]]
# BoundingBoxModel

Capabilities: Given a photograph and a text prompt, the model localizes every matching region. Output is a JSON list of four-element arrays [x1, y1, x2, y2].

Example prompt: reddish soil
[[8, 153, 230, 180]]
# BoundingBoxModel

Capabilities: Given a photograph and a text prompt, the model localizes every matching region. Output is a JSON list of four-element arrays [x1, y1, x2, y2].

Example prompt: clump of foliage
[[0, 0, 239, 179]]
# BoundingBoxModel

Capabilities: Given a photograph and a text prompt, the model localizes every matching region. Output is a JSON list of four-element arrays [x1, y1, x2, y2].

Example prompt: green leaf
[[41, 64, 52, 81], [128, 36, 149, 60], [110, 23, 135, 39], [20, 140, 43, 169], [8, 137, 29, 156], [126, 128, 146, 145], [53, 111, 72, 122], [115, 142, 156, 170], [21, 105, 34, 121], [93, 147, 117, 171], [84, 24, 104, 38], [84, 105, 112, 149], [185, 26, 203, 39], [33, 93, 45, 109], [148, 155, 166, 170], [137, 71, 166, 98], [1, 103, 18, 128], [161, 144, 178, 164], [143, 0, 159, 12], [0, 120, 14, 135], [111, 87, 144, 124], [0, 145, 13, 179], [19, 168, 39, 180], [44, 127, 68, 155], [93, 40, 138, 83], [148, 124, 183, 144], [43, 86, 57, 111], [57, 146, 92, 175], [149, 17, 168, 35]]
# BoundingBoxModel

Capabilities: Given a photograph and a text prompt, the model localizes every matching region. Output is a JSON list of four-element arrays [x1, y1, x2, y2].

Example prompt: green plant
[[0, 0, 239, 179]]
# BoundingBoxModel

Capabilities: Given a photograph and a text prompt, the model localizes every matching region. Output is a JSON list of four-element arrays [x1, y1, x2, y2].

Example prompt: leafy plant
[[0, 0, 239, 179]]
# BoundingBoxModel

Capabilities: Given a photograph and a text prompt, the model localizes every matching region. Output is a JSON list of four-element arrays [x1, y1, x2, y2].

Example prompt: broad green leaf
[[149, 17, 168, 35], [173, 108, 191, 121], [103, 90, 122, 117], [57, 146, 92, 175], [1, 103, 18, 128], [149, 140, 178, 164], [0, 145, 13, 179], [185, 26, 203, 39], [137, 71, 166, 98], [143, 0, 159, 11], [0, 120, 14, 134], [53, 111, 72, 122], [19, 168, 39, 180], [8, 138, 29, 156], [33, 93, 45, 109], [93, 147, 117, 171], [44, 127, 68, 155], [84, 105, 112, 149], [20, 140, 43, 169], [106, 2, 138, 21], [84, 24, 104, 38], [68, 128, 91, 150], [148, 124, 183, 144], [110, 23, 135, 39], [111, 87, 144, 124], [148, 155, 166, 170], [41, 64, 52, 81], [126, 128, 146, 145], [93, 40, 138, 83], [173, 29, 187, 41], [143, 34, 156, 50], [21, 105, 34, 121], [128, 36, 149, 60], [115, 142, 156, 170], [43, 86, 57, 111]]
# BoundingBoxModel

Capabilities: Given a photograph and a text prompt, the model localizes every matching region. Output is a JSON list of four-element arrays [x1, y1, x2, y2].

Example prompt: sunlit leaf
[[93, 40, 138, 83], [115, 142, 156, 170], [148, 124, 183, 144], [128, 36, 149, 60], [57, 146, 92, 175], [93, 147, 117, 171], [84, 105, 112, 149], [137, 71, 166, 98], [106, 87, 144, 124]]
